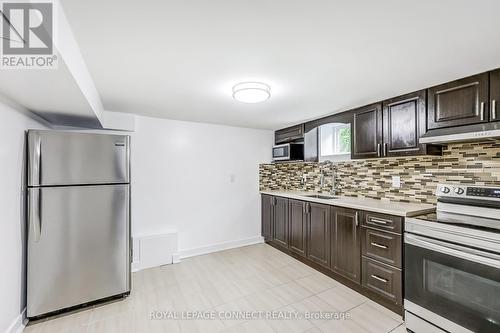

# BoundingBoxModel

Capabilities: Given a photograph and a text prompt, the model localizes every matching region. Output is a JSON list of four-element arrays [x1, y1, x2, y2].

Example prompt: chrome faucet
[[331, 165, 341, 195]]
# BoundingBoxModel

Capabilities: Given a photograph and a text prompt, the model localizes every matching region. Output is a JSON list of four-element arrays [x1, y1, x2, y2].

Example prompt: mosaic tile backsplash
[[259, 140, 500, 204]]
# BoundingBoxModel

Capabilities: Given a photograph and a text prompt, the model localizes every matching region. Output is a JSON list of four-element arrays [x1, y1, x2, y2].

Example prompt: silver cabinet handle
[[29, 189, 42, 242], [370, 242, 388, 249], [369, 217, 389, 225], [355, 211, 359, 227], [383, 143, 388, 156], [371, 275, 388, 283], [480, 102, 485, 121], [493, 100, 497, 120], [377, 143, 381, 157]]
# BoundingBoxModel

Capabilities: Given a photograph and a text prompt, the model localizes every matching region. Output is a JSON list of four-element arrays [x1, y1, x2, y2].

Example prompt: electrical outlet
[[392, 176, 401, 188]]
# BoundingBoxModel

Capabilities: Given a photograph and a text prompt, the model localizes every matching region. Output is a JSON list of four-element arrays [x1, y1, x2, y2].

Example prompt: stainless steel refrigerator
[[26, 130, 131, 318]]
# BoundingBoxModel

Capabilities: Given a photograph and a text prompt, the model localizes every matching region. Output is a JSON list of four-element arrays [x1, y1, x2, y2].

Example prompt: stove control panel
[[437, 184, 500, 200], [466, 187, 500, 198]]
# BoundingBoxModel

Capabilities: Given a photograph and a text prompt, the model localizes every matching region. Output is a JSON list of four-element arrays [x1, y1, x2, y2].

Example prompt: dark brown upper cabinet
[[275, 124, 304, 144], [490, 69, 500, 122], [352, 103, 383, 159], [261, 195, 274, 242], [272, 197, 289, 248], [383, 90, 440, 157], [288, 199, 307, 257], [307, 202, 331, 268], [331, 207, 361, 284], [304, 127, 319, 162], [427, 72, 489, 129]]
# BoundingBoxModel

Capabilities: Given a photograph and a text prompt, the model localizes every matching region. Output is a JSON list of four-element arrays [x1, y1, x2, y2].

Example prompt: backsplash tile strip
[[259, 140, 500, 204]]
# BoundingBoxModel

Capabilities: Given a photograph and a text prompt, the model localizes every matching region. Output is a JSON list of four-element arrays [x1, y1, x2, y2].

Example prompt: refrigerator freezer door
[[27, 185, 130, 318], [28, 130, 130, 187]]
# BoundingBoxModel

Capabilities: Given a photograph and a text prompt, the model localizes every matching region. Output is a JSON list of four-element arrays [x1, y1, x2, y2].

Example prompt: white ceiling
[[60, 0, 500, 130], [0, 58, 101, 127]]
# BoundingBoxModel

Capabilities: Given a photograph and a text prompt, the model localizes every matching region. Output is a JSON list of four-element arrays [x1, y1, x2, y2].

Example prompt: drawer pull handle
[[370, 242, 388, 249], [369, 217, 389, 225], [371, 275, 388, 283]]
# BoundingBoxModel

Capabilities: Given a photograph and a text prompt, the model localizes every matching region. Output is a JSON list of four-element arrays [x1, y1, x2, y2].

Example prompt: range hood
[[420, 122, 500, 144]]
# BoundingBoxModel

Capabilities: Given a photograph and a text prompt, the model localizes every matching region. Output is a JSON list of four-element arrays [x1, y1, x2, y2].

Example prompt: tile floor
[[24, 243, 406, 333]]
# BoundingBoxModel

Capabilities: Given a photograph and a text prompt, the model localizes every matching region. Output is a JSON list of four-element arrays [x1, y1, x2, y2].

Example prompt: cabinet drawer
[[362, 227, 402, 268], [362, 257, 402, 305], [362, 212, 402, 234]]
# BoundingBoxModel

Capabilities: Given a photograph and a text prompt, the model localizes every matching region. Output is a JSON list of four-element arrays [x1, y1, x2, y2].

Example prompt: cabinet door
[[490, 69, 500, 122], [331, 207, 361, 283], [428, 72, 489, 129], [307, 203, 331, 268], [273, 197, 289, 248], [275, 124, 305, 144], [289, 199, 307, 257], [383, 90, 427, 157], [352, 103, 383, 159], [261, 195, 274, 241]]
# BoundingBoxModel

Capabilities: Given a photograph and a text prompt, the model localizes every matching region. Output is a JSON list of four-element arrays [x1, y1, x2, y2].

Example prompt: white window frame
[[319, 123, 351, 162]]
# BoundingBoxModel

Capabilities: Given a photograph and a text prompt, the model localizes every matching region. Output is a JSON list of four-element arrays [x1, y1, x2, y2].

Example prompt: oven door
[[272, 144, 290, 161], [405, 233, 500, 333]]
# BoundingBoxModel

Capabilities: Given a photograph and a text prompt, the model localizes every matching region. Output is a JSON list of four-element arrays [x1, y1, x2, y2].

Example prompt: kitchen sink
[[302, 194, 338, 200]]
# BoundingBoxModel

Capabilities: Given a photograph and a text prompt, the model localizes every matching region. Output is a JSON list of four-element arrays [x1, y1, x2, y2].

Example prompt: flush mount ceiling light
[[232, 82, 271, 103]]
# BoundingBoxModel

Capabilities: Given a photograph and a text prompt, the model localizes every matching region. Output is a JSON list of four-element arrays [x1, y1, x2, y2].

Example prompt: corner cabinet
[[427, 72, 489, 129], [331, 207, 361, 283], [272, 197, 289, 248], [261, 195, 274, 241]]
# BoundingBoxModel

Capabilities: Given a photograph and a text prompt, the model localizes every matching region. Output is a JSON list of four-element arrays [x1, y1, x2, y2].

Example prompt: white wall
[[0, 98, 47, 333], [131, 115, 273, 256]]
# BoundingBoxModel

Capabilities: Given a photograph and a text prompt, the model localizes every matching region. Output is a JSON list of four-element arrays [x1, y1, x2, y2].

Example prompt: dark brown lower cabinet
[[261, 195, 274, 242], [362, 227, 402, 268], [307, 202, 331, 268], [261, 195, 403, 315], [362, 257, 402, 306], [288, 199, 307, 257], [272, 197, 289, 248], [331, 207, 361, 283]]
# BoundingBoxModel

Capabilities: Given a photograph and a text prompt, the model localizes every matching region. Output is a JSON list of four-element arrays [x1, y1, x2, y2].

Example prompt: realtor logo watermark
[[1, 0, 57, 69]]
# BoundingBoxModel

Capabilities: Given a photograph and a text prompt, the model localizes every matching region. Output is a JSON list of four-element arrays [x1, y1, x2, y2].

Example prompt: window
[[319, 123, 351, 162]]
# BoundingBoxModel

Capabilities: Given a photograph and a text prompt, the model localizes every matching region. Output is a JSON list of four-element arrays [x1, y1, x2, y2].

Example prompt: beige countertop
[[259, 190, 435, 217]]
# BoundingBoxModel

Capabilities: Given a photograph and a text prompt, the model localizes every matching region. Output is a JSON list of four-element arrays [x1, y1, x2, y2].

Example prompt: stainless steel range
[[404, 184, 500, 333]]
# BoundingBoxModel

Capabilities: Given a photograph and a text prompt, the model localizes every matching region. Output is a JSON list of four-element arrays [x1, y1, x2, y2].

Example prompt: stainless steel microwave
[[272, 143, 304, 162]]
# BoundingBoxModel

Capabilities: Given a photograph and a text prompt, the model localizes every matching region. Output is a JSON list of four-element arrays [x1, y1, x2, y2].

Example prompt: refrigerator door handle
[[29, 133, 42, 186], [29, 189, 42, 242]]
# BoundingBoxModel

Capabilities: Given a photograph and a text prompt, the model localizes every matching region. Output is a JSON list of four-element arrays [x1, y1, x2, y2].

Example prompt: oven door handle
[[405, 233, 500, 270]]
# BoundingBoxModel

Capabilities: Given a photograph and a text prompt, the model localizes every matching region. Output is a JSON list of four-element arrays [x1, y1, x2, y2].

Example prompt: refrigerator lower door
[[27, 185, 130, 318], [27, 130, 130, 187]]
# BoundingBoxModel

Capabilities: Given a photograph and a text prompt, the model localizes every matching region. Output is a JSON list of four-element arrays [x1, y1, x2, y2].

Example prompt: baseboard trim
[[6, 308, 26, 333], [179, 236, 264, 259]]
